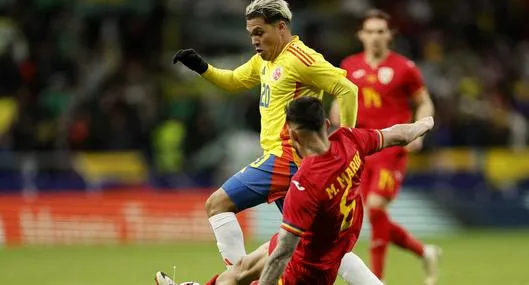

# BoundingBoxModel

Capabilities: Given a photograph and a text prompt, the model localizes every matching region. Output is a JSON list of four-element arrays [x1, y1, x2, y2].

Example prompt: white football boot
[[423, 245, 442, 285]]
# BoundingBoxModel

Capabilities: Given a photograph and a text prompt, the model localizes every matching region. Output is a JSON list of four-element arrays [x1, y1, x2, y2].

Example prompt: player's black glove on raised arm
[[172, 49, 209, 74]]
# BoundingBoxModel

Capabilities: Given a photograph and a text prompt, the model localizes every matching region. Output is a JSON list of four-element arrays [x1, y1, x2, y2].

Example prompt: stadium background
[[1, 0, 529, 284]]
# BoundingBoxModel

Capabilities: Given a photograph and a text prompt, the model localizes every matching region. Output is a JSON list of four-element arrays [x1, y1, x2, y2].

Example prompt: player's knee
[[205, 188, 238, 217], [366, 193, 390, 210]]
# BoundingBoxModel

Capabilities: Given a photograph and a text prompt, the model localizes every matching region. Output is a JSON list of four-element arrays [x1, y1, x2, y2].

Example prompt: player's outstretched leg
[[388, 220, 424, 256], [215, 242, 269, 285], [368, 194, 441, 285], [205, 188, 246, 268], [154, 243, 268, 285], [388, 220, 442, 284]]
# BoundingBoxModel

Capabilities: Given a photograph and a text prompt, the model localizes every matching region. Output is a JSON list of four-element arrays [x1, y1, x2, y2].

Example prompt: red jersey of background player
[[276, 127, 383, 284], [341, 51, 425, 130]]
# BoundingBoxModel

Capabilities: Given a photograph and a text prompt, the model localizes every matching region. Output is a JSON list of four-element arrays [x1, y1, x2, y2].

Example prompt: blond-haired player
[[171, 0, 358, 272]]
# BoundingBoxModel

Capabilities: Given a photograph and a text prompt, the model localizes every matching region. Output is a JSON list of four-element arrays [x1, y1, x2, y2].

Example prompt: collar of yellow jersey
[[276, 35, 300, 61]]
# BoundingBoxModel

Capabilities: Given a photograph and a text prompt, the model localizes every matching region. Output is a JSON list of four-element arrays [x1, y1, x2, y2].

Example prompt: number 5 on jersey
[[260, 83, 271, 107], [339, 185, 357, 232]]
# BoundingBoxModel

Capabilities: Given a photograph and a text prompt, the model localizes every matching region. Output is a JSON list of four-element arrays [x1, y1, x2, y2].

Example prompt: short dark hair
[[285, 97, 326, 132], [361, 9, 392, 29]]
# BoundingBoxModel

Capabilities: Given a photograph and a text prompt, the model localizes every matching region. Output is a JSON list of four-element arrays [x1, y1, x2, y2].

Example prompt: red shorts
[[360, 148, 408, 200]]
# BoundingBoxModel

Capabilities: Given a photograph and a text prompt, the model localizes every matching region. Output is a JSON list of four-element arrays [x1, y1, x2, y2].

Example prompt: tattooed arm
[[258, 229, 300, 285]]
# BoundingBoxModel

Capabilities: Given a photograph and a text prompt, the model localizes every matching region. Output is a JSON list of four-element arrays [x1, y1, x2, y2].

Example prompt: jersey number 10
[[260, 83, 271, 107]]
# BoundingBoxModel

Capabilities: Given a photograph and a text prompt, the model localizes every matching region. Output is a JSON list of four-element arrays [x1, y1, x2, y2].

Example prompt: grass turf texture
[[1, 230, 528, 285]]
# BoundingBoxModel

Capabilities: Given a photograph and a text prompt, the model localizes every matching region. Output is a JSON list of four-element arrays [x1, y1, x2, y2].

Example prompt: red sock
[[369, 208, 391, 279], [389, 221, 425, 257], [205, 274, 219, 285]]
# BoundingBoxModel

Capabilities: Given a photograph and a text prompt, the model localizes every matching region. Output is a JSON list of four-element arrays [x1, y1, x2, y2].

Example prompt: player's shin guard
[[339, 252, 384, 285], [208, 212, 246, 268], [368, 208, 391, 279], [389, 220, 424, 257]]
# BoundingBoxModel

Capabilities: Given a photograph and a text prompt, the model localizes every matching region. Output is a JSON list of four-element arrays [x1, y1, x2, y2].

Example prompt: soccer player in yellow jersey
[[172, 0, 359, 269]]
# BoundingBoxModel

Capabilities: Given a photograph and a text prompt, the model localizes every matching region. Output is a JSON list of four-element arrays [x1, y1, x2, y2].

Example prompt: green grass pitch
[[1, 230, 528, 285]]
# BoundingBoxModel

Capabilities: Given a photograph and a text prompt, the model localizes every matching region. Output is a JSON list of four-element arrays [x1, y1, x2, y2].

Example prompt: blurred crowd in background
[[0, 0, 529, 187]]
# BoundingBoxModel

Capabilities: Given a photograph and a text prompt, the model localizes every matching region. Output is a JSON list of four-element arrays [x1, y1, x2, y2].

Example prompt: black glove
[[172, 49, 209, 74]]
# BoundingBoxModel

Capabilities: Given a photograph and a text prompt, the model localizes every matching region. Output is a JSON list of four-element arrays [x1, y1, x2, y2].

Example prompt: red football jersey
[[340, 51, 425, 129], [280, 128, 383, 283]]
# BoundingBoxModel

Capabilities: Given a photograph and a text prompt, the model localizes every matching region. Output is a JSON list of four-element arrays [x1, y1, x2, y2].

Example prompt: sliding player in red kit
[[331, 9, 440, 284], [258, 97, 433, 285], [156, 97, 434, 285]]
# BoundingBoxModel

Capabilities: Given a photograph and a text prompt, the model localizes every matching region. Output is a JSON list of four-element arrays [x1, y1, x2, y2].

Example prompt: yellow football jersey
[[203, 36, 358, 163]]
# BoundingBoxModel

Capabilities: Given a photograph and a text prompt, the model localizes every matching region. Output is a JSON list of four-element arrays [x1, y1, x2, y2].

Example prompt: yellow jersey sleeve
[[202, 54, 261, 92], [289, 49, 358, 128]]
